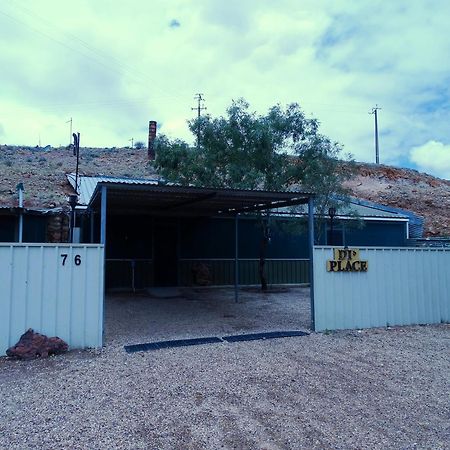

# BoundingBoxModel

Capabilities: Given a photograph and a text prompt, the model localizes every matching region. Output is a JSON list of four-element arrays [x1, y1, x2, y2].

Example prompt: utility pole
[[69, 132, 80, 243], [72, 132, 80, 192], [369, 105, 381, 164], [66, 118, 72, 146], [129, 137, 134, 148], [191, 93, 207, 148]]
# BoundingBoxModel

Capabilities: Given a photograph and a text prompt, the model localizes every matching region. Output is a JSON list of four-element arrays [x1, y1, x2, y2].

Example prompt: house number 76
[[61, 254, 82, 266]]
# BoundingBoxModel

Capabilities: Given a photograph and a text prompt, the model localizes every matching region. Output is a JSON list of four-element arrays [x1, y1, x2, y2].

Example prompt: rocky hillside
[[1, 145, 449, 236], [0, 145, 157, 210], [344, 164, 450, 237]]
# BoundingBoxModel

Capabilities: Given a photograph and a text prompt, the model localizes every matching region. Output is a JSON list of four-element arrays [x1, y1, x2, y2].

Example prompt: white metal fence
[[0, 244, 104, 355], [313, 246, 450, 331]]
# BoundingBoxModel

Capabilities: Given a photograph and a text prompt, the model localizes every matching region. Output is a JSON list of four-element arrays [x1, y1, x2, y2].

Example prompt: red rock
[[6, 329, 68, 359], [191, 263, 211, 286]]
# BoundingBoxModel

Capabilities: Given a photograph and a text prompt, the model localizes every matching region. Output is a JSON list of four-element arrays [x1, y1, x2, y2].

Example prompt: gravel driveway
[[0, 287, 449, 449]]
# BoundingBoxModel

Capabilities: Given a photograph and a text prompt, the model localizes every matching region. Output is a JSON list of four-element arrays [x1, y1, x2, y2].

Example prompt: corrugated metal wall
[[0, 244, 104, 355], [105, 259, 153, 290], [313, 246, 450, 331], [179, 259, 309, 286]]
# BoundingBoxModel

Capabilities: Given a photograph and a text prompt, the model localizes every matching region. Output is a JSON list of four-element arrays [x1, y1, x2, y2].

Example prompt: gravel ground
[[0, 287, 449, 450]]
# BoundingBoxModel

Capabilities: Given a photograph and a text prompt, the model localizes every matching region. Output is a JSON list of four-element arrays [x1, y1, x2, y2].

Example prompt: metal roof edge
[[94, 180, 314, 196]]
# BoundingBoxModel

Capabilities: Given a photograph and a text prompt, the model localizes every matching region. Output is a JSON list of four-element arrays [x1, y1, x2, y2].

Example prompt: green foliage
[[154, 99, 355, 289], [135, 141, 145, 149], [155, 98, 355, 212]]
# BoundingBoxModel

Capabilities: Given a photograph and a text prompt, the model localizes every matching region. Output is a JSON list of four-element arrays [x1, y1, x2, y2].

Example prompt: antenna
[[65, 117, 72, 146], [191, 93, 207, 148], [129, 137, 134, 148], [369, 105, 381, 164]]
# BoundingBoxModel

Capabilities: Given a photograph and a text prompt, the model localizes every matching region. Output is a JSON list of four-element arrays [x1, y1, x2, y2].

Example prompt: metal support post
[[90, 211, 95, 243], [176, 219, 181, 286], [308, 196, 315, 331], [17, 183, 24, 243], [234, 213, 239, 303], [131, 260, 136, 293], [100, 186, 107, 246], [18, 213, 23, 243], [68, 194, 78, 243]]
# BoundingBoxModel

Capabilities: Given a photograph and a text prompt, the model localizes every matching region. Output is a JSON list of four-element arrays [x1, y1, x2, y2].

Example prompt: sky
[[1, 0, 450, 180]]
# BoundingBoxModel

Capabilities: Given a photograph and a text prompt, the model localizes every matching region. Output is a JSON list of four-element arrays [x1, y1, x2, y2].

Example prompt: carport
[[88, 182, 316, 329]]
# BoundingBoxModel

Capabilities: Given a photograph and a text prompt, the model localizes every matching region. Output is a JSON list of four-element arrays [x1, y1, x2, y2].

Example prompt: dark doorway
[[153, 220, 178, 286]]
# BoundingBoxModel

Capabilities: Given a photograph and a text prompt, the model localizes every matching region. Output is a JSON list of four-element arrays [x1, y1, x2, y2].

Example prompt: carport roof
[[88, 180, 313, 216]]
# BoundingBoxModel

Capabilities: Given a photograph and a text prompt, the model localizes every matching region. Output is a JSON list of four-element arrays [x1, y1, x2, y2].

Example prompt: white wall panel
[[313, 246, 450, 331], [0, 244, 104, 355]]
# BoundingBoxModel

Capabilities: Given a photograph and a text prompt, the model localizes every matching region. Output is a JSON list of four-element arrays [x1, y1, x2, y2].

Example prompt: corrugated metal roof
[[67, 174, 159, 206], [338, 202, 407, 219], [277, 201, 407, 220], [69, 174, 410, 221], [346, 197, 423, 235], [0, 206, 64, 214], [89, 182, 311, 216]]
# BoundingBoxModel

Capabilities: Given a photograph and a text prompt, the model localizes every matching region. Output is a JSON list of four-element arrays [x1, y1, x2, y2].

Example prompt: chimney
[[148, 120, 157, 160]]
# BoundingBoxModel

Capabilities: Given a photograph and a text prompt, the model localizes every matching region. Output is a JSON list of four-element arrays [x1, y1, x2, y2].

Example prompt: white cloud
[[410, 141, 450, 180], [0, 0, 450, 178]]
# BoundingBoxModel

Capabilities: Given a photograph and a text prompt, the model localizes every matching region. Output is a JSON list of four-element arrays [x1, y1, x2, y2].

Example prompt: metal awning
[[89, 182, 313, 216], [87, 180, 316, 327]]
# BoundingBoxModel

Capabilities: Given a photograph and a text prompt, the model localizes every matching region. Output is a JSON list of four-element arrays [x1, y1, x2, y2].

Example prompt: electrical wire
[[0, 1, 186, 103]]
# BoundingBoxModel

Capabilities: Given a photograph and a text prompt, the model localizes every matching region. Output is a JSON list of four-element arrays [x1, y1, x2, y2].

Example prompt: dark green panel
[[180, 217, 309, 259], [106, 215, 153, 259], [180, 218, 235, 258], [23, 216, 47, 242], [345, 221, 407, 247], [106, 260, 153, 290], [238, 219, 309, 259], [178, 259, 309, 286], [0, 216, 15, 242]]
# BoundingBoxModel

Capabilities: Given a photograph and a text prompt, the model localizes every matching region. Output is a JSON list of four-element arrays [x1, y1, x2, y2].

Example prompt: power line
[[0, 2, 185, 102], [191, 93, 207, 148], [369, 105, 381, 164]]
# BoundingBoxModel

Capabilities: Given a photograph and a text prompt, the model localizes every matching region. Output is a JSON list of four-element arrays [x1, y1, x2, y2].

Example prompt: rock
[[191, 263, 211, 286], [6, 329, 68, 359]]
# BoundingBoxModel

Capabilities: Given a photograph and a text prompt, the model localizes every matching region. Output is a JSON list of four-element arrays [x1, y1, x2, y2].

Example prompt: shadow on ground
[[105, 286, 311, 348]]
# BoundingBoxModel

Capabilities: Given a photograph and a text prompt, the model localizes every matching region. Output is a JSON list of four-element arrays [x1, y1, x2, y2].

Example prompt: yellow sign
[[326, 248, 368, 272]]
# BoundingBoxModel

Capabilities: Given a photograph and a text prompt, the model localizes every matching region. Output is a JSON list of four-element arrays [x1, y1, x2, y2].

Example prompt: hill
[[0, 145, 157, 210], [1, 145, 449, 236], [344, 163, 450, 236]]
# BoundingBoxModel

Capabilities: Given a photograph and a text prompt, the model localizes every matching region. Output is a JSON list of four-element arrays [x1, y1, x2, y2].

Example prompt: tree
[[155, 99, 355, 290]]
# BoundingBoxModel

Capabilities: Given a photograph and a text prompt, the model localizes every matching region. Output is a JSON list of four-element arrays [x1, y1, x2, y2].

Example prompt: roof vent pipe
[[16, 183, 24, 243], [17, 182, 24, 208], [148, 120, 157, 160]]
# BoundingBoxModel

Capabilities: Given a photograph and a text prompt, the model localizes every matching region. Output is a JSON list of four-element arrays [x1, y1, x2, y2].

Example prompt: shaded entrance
[[153, 219, 178, 286], [89, 182, 316, 329]]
